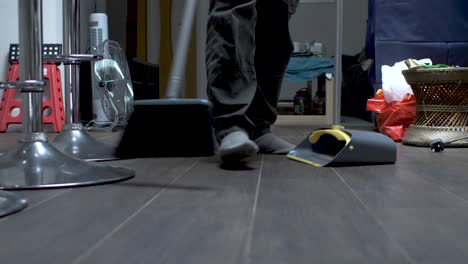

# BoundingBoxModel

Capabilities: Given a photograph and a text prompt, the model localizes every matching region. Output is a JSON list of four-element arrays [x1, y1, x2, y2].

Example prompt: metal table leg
[[0, 0, 134, 190], [0, 191, 27, 217], [51, 0, 118, 161]]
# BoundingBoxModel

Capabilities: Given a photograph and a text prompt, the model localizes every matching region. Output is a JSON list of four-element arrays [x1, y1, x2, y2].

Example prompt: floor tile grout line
[[439, 186, 468, 205], [25, 189, 73, 210], [332, 168, 418, 264], [70, 159, 201, 264], [395, 163, 468, 207], [242, 154, 265, 264], [0, 189, 72, 224]]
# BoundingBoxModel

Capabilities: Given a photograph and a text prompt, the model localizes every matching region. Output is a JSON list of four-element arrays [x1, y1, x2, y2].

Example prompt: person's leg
[[206, 0, 259, 162], [247, 0, 297, 153], [206, 0, 258, 140]]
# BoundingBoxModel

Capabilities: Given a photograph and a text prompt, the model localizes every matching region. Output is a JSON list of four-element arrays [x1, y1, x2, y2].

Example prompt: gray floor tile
[[0, 157, 198, 264], [376, 208, 468, 264], [1, 127, 468, 264], [335, 165, 467, 210], [73, 157, 262, 264], [248, 155, 412, 264]]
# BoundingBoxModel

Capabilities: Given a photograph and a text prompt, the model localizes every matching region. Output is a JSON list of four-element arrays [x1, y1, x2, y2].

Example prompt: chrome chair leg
[[0, 0, 134, 190], [0, 191, 27, 217], [50, 0, 117, 161]]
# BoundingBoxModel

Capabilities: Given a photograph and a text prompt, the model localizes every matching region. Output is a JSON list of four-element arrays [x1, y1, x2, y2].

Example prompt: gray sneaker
[[218, 131, 259, 163], [254, 133, 294, 154]]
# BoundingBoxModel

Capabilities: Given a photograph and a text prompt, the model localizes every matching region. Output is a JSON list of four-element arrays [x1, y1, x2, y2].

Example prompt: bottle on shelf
[[293, 88, 312, 115], [312, 90, 326, 115]]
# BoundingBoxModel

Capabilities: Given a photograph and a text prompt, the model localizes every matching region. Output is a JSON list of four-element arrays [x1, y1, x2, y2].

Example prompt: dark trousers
[[206, 0, 299, 140]]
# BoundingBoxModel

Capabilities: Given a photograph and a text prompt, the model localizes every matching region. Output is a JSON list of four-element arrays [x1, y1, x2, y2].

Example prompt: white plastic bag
[[381, 58, 432, 103]]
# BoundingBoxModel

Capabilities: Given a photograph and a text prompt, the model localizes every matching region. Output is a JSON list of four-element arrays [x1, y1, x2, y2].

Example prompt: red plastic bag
[[366, 92, 416, 141]]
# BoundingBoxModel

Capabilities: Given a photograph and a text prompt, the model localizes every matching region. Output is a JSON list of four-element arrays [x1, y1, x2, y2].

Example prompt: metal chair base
[[52, 123, 118, 161], [0, 133, 134, 190], [0, 191, 27, 217]]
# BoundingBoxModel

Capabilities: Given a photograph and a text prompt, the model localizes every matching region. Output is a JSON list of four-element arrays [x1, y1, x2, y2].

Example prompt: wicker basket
[[402, 67, 468, 147]]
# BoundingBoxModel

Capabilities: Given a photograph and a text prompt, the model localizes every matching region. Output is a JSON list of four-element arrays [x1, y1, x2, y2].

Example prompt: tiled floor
[[1, 125, 468, 264]]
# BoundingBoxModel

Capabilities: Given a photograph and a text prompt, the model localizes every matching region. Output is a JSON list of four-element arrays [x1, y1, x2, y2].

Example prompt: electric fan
[[91, 40, 134, 130]]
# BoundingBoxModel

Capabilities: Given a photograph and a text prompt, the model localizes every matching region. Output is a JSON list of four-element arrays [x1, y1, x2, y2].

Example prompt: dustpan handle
[[166, 0, 198, 98], [333, 0, 343, 125]]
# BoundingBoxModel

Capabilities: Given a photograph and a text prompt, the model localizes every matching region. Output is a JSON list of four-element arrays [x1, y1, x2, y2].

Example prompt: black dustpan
[[287, 126, 396, 167], [286, 2, 396, 167], [115, 0, 216, 158]]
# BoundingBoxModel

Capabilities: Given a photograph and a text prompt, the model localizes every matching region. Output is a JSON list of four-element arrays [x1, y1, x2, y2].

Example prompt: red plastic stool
[[0, 62, 65, 132]]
